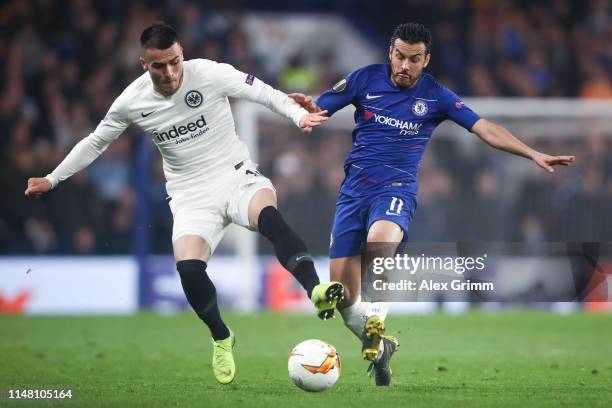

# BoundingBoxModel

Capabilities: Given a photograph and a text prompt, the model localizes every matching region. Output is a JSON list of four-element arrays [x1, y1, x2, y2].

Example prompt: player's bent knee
[[367, 220, 404, 243], [173, 235, 212, 262], [367, 231, 401, 242], [248, 188, 277, 229]]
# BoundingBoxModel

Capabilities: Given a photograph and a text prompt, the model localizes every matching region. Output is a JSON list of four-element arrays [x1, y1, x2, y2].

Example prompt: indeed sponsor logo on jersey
[[153, 115, 208, 142], [369, 112, 422, 136]]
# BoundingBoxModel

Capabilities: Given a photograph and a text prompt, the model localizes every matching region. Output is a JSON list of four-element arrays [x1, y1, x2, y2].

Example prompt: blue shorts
[[329, 190, 418, 258]]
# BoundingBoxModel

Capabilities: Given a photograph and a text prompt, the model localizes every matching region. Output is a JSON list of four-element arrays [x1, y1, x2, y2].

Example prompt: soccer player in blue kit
[[290, 22, 575, 386]]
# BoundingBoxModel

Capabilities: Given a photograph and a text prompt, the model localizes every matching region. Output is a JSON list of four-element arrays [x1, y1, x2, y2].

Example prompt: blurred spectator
[[520, 215, 546, 243], [455, 169, 505, 241], [579, 63, 612, 99], [280, 54, 318, 94]]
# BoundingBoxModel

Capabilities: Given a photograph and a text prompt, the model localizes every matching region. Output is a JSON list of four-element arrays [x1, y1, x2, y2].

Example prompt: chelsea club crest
[[412, 100, 428, 116]]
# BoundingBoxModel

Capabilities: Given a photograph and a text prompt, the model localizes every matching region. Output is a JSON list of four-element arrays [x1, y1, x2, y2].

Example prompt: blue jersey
[[316, 64, 481, 197]]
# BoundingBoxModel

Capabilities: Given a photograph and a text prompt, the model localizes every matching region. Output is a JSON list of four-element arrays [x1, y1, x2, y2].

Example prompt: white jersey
[[45, 59, 308, 195]]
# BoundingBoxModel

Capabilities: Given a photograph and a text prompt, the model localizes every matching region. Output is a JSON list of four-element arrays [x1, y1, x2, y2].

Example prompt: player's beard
[[393, 70, 419, 88], [156, 71, 183, 96], [162, 78, 179, 93]]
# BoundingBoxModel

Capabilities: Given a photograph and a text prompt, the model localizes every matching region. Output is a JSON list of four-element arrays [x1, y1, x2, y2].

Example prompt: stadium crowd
[[0, 0, 610, 254]]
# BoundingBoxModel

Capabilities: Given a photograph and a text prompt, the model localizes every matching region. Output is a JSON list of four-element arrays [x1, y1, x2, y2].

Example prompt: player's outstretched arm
[[23, 94, 129, 198], [22, 131, 118, 199], [471, 118, 575, 173]]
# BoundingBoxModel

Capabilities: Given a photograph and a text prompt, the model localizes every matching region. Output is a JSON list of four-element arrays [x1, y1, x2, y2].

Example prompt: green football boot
[[212, 331, 236, 384], [310, 282, 345, 320]]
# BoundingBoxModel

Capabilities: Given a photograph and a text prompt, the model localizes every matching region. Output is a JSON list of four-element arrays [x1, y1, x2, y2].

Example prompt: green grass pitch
[[1, 311, 611, 407]]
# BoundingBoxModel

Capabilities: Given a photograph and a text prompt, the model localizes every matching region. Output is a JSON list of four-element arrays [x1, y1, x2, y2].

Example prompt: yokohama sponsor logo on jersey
[[373, 113, 422, 135], [153, 115, 208, 142]]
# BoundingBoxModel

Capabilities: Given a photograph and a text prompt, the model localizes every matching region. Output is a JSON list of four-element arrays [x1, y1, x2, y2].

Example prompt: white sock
[[366, 302, 389, 321], [340, 299, 390, 360], [367, 302, 389, 361], [339, 297, 369, 340]]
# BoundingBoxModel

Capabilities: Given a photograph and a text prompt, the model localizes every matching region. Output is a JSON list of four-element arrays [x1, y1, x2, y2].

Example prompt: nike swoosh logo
[[366, 93, 383, 100], [141, 111, 155, 117], [295, 255, 311, 262], [215, 369, 231, 376]]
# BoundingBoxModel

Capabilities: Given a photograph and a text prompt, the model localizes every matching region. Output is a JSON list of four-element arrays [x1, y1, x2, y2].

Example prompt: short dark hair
[[140, 23, 179, 50], [389, 23, 432, 53]]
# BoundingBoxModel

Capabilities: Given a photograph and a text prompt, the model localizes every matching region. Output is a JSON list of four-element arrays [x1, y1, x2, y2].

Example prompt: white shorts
[[168, 160, 275, 253]]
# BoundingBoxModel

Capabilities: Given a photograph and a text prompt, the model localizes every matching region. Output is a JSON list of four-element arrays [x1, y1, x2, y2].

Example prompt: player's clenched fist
[[25, 177, 52, 197]]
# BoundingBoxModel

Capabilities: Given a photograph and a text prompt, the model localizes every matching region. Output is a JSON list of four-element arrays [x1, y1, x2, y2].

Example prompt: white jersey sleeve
[[45, 96, 130, 188], [209, 62, 307, 127]]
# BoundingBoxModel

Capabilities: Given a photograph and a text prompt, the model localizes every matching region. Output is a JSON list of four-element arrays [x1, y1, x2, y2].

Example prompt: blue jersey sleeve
[[437, 85, 481, 131], [315, 69, 364, 116]]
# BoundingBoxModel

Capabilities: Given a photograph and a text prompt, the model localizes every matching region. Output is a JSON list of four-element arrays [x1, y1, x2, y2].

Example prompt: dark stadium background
[[1, 0, 610, 256]]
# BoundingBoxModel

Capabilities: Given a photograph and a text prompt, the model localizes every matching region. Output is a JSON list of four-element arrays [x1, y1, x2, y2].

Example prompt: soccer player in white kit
[[24, 23, 344, 385]]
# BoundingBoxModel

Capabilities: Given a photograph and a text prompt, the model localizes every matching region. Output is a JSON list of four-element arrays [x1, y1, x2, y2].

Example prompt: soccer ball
[[288, 339, 341, 392]]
